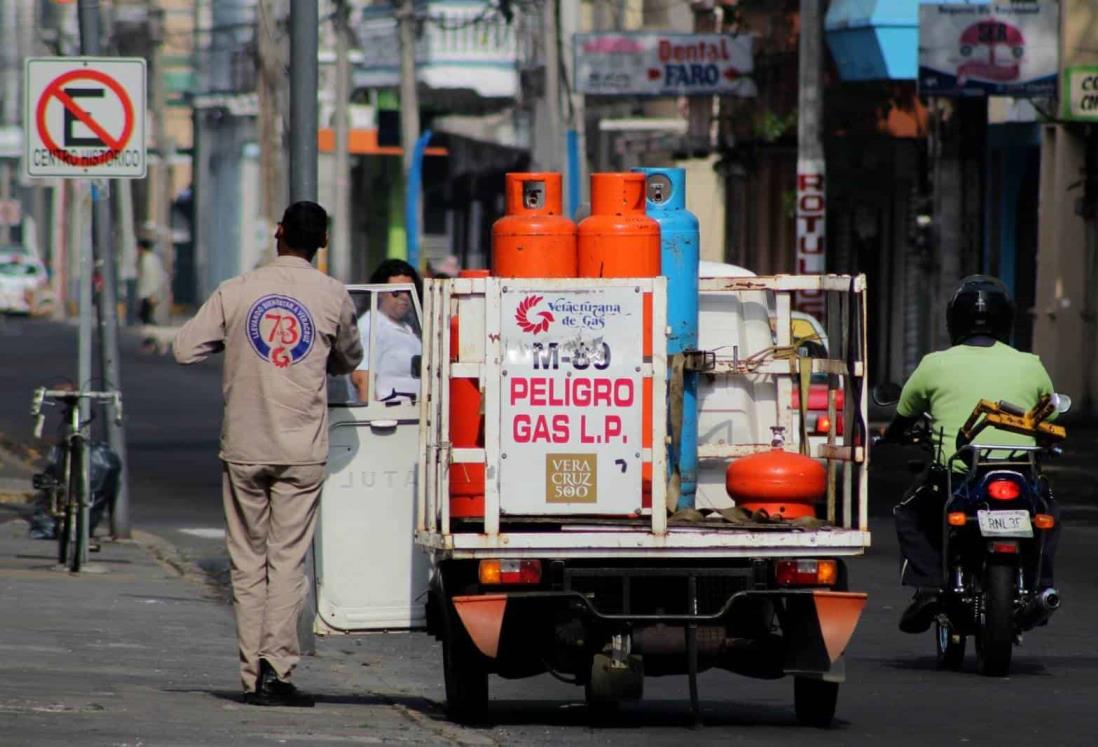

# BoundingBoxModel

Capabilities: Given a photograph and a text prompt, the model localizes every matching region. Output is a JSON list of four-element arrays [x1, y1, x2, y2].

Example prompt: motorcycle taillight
[[987, 479, 1022, 501]]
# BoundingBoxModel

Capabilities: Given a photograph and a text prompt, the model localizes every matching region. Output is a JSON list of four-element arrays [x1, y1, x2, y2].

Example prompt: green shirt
[[897, 342, 1055, 466]]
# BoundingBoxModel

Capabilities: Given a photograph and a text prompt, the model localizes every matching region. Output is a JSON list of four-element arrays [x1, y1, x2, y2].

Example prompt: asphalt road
[[3, 315, 1098, 745]]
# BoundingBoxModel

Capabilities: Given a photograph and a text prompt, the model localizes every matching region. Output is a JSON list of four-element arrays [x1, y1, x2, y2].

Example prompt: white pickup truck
[[311, 271, 870, 728]]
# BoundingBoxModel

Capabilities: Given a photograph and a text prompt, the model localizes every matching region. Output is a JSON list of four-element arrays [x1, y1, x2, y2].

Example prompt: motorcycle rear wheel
[[977, 563, 1014, 676], [935, 617, 966, 670]]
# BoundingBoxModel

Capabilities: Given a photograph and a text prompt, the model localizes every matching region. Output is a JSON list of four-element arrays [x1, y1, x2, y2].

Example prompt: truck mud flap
[[779, 590, 867, 678], [451, 595, 508, 658]]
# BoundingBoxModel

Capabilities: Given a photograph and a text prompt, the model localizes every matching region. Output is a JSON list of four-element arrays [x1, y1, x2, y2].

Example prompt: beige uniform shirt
[[173, 255, 363, 465]]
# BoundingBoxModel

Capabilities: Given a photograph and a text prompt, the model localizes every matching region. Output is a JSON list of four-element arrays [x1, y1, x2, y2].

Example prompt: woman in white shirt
[[351, 259, 423, 402]]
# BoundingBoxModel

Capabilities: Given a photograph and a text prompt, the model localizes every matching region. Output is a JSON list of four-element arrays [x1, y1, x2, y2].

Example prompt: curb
[[131, 528, 230, 602]]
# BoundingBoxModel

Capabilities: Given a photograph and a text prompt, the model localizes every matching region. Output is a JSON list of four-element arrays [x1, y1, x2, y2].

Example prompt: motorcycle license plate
[[977, 510, 1033, 538]]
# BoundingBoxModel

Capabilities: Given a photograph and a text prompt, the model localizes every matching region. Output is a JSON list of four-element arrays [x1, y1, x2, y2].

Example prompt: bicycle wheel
[[67, 438, 87, 572]]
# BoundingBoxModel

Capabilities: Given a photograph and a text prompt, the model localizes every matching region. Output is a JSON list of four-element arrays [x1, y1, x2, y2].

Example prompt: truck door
[[313, 283, 428, 633]]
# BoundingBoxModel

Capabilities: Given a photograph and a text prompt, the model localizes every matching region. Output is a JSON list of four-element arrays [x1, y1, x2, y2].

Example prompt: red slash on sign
[[35, 68, 134, 168]]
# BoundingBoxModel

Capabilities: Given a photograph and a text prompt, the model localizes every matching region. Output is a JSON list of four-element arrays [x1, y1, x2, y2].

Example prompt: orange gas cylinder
[[577, 173, 661, 279], [725, 449, 826, 519], [450, 463, 486, 518], [579, 173, 661, 504], [449, 270, 491, 519], [492, 173, 577, 278]]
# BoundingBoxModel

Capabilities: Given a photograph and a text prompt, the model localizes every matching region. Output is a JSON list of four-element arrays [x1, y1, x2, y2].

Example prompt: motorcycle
[[874, 387, 1069, 676]]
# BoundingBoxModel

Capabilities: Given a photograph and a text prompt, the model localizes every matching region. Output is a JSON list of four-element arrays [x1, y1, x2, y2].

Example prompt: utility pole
[[257, 0, 288, 257], [289, 0, 318, 204], [0, 0, 18, 245], [115, 171, 139, 323], [78, 0, 131, 540], [398, 0, 420, 264], [540, 0, 562, 172], [289, 0, 319, 656], [560, 0, 586, 218], [331, 0, 352, 281], [148, 3, 174, 318], [687, 1, 716, 153], [795, 0, 826, 316]]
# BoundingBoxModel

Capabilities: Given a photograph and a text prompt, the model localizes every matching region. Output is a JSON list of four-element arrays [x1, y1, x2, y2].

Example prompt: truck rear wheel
[[442, 621, 489, 724], [794, 676, 838, 728]]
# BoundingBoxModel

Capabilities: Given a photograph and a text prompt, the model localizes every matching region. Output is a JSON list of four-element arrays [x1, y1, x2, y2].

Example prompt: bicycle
[[31, 387, 122, 572]]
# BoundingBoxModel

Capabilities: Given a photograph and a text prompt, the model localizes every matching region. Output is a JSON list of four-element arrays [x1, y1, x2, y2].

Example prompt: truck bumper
[[452, 589, 867, 679]]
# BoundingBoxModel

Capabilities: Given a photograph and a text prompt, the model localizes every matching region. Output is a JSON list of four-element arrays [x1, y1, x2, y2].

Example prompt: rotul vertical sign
[[25, 58, 147, 178], [795, 161, 826, 315]]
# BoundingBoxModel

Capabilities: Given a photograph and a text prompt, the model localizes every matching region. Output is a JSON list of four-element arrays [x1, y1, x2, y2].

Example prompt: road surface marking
[[178, 528, 226, 540]]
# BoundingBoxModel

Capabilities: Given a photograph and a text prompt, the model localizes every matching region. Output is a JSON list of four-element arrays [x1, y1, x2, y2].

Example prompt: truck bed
[[416, 275, 872, 562]]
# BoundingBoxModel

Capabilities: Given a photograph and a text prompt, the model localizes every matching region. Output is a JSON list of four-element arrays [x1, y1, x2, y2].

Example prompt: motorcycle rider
[[882, 275, 1060, 633]]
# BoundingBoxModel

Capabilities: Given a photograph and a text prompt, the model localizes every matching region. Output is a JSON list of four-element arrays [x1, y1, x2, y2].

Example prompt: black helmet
[[946, 275, 1014, 345]]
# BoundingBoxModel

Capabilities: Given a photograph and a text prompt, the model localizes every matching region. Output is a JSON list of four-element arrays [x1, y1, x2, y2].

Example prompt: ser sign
[[25, 57, 147, 179]]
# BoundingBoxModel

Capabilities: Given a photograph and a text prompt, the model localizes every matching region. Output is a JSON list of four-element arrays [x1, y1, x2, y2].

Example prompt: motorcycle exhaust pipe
[[1017, 588, 1061, 630], [1037, 588, 1061, 612]]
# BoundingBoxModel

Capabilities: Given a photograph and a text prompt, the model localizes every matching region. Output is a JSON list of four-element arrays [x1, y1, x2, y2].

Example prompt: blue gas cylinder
[[632, 167, 700, 509]]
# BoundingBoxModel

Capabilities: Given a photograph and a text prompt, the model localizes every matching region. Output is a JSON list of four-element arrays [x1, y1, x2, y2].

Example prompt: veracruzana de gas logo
[[515, 295, 555, 335]]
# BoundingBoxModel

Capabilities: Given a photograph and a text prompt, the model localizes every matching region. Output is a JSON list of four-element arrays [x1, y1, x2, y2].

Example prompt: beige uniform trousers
[[222, 461, 325, 692]]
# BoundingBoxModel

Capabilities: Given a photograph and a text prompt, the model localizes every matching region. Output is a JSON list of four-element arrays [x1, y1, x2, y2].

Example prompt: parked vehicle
[[30, 387, 123, 571], [29, 441, 120, 544], [790, 310, 843, 442], [875, 389, 1068, 676], [694, 263, 843, 507], [0, 245, 49, 314]]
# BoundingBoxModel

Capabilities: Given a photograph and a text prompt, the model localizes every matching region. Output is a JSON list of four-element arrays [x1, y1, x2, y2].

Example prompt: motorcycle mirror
[[1052, 393, 1072, 414], [872, 382, 902, 406]]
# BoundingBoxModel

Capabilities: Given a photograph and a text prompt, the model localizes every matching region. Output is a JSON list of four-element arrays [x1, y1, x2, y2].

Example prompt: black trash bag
[[29, 442, 121, 540]]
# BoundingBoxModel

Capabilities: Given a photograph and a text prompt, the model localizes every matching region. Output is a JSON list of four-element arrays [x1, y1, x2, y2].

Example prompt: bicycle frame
[[31, 387, 122, 572]]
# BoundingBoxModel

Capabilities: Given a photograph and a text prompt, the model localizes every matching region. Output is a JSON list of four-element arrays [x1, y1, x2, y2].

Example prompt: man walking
[[173, 201, 363, 706], [136, 239, 167, 325]]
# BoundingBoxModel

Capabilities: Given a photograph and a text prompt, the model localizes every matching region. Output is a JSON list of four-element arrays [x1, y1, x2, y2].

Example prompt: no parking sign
[[25, 57, 146, 178]]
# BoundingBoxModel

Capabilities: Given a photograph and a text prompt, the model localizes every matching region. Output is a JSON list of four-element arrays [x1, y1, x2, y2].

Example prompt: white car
[[0, 245, 50, 314]]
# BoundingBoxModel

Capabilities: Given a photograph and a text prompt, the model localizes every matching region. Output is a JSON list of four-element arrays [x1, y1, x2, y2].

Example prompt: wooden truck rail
[[415, 274, 869, 557]]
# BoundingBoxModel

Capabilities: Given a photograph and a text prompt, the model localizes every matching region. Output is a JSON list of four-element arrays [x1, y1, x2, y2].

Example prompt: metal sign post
[[25, 49, 146, 542]]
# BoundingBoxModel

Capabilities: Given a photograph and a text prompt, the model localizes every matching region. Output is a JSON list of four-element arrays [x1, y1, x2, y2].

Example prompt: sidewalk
[[0, 507, 489, 747], [0, 440, 36, 504]]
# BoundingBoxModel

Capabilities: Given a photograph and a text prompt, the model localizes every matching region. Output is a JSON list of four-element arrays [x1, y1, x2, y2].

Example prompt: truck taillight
[[812, 414, 843, 436], [479, 559, 542, 585], [776, 559, 837, 587]]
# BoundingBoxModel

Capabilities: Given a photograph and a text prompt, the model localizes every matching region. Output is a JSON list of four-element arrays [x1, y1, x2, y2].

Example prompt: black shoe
[[245, 659, 315, 707], [899, 589, 940, 634]]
